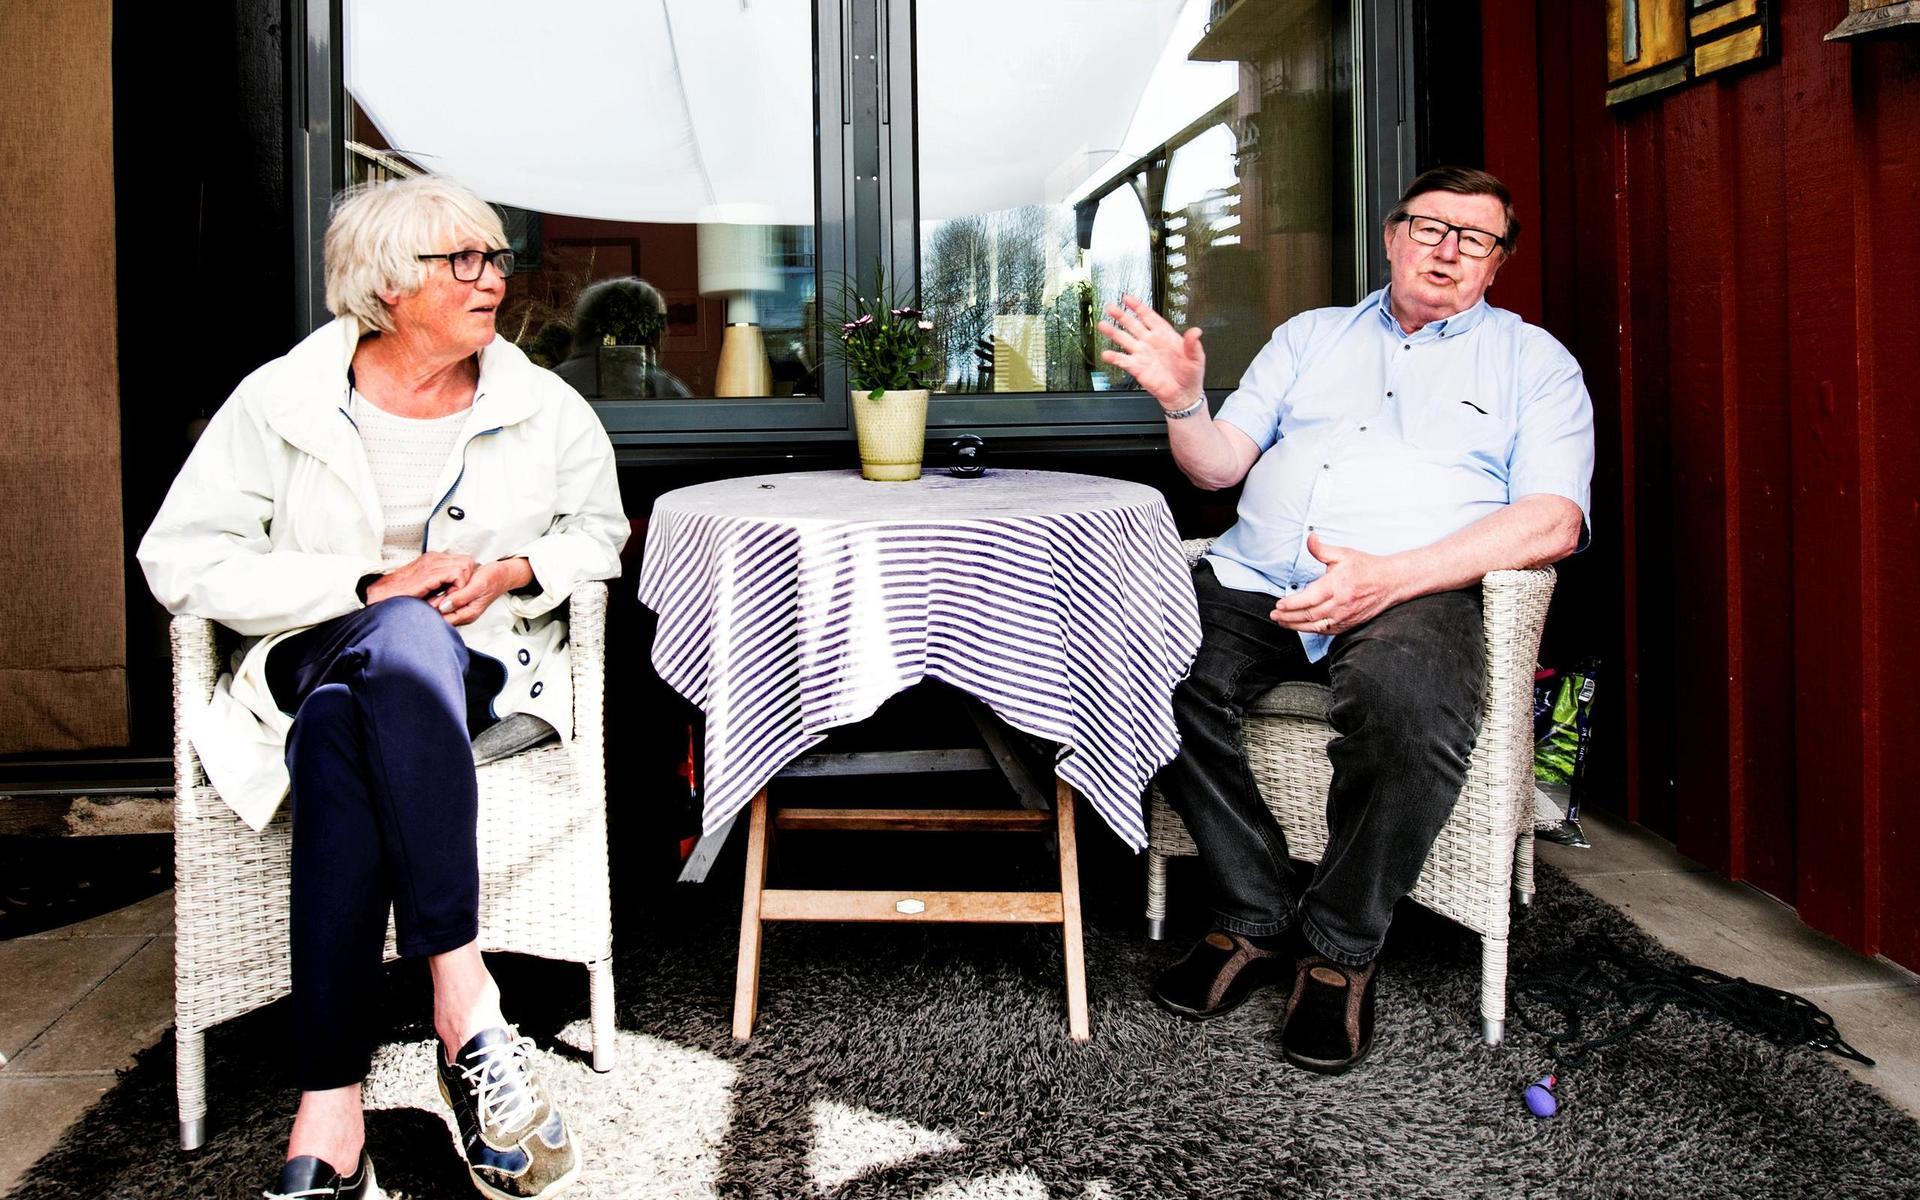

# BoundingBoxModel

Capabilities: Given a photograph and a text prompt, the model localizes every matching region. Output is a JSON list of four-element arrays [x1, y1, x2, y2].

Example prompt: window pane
[[342, 0, 819, 400], [915, 0, 1354, 395]]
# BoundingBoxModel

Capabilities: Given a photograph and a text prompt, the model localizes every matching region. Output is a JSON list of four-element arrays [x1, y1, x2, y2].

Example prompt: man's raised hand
[[1099, 295, 1206, 412]]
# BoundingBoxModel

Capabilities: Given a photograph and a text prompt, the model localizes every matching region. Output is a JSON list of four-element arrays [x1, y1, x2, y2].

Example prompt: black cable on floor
[[1512, 932, 1875, 1068]]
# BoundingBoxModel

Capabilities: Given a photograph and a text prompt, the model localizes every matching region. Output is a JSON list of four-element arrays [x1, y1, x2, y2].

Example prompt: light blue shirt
[[1206, 287, 1594, 661]]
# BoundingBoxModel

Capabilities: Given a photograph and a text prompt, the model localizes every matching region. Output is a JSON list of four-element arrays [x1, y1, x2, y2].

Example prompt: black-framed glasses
[[416, 248, 517, 282], [1397, 214, 1506, 259]]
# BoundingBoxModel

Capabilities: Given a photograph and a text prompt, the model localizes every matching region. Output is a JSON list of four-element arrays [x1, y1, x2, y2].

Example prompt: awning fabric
[[346, 0, 1235, 225]]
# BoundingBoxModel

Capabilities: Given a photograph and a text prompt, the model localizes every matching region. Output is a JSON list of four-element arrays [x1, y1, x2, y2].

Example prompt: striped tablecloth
[[637, 468, 1202, 850]]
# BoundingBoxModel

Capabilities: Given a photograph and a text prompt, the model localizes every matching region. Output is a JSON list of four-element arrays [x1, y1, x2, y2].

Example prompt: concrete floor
[[2, 811, 1916, 1193]]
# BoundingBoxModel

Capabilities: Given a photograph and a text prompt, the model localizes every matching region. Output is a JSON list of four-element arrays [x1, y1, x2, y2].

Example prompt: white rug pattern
[[362, 1022, 1115, 1199]]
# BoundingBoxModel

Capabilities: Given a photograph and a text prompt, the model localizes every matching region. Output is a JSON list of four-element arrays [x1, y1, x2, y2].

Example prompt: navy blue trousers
[[267, 598, 504, 1091]]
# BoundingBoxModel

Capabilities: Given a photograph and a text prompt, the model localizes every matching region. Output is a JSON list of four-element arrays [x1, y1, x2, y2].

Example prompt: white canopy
[[346, 0, 1237, 225]]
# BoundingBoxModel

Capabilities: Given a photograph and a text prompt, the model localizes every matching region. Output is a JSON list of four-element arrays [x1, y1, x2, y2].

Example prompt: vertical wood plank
[[1781, 0, 1867, 948], [1612, 113, 1644, 825], [1725, 58, 1797, 902], [1623, 109, 1679, 839], [1659, 81, 1735, 873], [1532, 0, 1629, 820], [1480, 0, 1545, 324], [1854, 35, 1920, 963]]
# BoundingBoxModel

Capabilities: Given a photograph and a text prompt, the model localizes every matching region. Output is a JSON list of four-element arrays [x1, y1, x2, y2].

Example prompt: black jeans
[[1158, 562, 1484, 966], [267, 598, 504, 1091]]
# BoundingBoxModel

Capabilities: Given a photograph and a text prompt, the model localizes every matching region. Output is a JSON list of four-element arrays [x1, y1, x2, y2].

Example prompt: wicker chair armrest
[[1179, 536, 1218, 567], [169, 615, 220, 804], [1474, 566, 1557, 832], [563, 580, 609, 780]]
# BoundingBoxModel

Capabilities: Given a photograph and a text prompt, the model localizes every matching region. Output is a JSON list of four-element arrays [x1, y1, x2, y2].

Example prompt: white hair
[[323, 175, 509, 333]]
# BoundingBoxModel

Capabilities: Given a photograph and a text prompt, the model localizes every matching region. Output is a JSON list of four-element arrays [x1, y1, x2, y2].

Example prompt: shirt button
[[530, 680, 544, 698], [1386, 391, 1393, 397], [1403, 344, 1410, 350], [517, 648, 531, 665], [447, 506, 465, 520], [1359, 425, 1368, 431], [1322, 463, 1331, 470]]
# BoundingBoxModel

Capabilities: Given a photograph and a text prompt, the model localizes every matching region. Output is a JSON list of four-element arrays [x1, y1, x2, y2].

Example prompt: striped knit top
[[350, 389, 468, 566]]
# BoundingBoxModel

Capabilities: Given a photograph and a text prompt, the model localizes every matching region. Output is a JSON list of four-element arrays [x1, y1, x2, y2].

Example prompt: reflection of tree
[[922, 206, 1104, 393]]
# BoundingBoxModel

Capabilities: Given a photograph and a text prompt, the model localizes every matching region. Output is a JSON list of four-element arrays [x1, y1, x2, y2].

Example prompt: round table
[[637, 467, 1202, 850]]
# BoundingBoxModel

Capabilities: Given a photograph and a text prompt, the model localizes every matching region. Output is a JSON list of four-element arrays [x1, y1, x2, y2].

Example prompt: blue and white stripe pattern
[[638, 469, 1202, 850]]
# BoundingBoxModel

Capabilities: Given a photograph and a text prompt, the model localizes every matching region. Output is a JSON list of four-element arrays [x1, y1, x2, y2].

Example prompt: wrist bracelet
[[1164, 392, 1208, 420]]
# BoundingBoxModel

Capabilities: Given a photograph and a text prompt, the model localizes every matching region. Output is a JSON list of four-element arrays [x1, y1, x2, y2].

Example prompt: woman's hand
[[365, 552, 476, 606], [433, 557, 534, 626]]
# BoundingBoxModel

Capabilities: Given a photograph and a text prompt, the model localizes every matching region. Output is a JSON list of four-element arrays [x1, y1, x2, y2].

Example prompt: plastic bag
[[1533, 661, 1598, 846]]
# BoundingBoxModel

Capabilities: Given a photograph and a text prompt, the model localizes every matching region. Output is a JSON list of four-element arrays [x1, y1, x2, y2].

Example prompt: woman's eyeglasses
[[416, 248, 518, 281]]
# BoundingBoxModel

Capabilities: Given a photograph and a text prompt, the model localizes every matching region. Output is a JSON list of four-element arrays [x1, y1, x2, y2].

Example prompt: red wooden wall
[[1479, 0, 1920, 968]]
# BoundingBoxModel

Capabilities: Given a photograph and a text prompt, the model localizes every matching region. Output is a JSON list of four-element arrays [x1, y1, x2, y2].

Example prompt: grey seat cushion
[[471, 713, 559, 765], [1246, 680, 1332, 723]]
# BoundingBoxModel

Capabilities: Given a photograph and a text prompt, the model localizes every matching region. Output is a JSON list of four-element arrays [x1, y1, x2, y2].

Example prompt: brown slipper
[[1279, 956, 1377, 1073], [1151, 930, 1290, 1020]]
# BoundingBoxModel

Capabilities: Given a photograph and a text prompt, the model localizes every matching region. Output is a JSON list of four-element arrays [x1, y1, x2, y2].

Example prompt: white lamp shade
[[697, 206, 778, 298]]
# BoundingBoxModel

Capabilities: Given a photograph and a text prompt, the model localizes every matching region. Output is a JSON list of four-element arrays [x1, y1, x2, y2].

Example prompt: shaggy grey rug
[[11, 844, 1920, 1199]]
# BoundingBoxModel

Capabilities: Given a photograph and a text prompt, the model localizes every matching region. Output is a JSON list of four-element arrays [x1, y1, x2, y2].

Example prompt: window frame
[[293, 0, 1415, 456]]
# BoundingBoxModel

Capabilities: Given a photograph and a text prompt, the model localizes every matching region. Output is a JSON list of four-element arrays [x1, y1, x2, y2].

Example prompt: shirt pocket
[[1419, 397, 1512, 472]]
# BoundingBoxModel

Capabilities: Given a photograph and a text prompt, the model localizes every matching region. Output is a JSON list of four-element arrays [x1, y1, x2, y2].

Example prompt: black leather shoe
[[264, 1151, 380, 1199], [437, 1026, 580, 1200], [1151, 930, 1290, 1020], [1279, 956, 1378, 1074]]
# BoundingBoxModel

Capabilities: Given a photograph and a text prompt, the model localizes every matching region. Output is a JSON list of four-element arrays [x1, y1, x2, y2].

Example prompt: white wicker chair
[[1145, 540, 1554, 1044], [169, 582, 616, 1151]]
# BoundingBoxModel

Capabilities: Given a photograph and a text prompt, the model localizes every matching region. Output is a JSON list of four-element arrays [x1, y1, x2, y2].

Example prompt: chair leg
[[1055, 779, 1090, 1043], [177, 1025, 207, 1151], [587, 958, 616, 1072], [731, 790, 771, 1042], [1480, 933, 1508, 1046], [1144, 848, 1170, 941], [1513, 829, 1537, 904]]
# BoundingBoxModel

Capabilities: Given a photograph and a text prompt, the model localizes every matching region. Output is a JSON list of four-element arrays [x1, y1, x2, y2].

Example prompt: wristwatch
[[1164, 392, 1208, 420]]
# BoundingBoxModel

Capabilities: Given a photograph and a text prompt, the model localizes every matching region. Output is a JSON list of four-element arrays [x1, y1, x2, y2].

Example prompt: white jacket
[[138, 317, 629, 830]]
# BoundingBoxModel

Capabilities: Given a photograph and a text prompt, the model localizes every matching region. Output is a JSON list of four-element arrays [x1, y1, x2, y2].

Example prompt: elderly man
[[1100, 166, 1593, 1074]]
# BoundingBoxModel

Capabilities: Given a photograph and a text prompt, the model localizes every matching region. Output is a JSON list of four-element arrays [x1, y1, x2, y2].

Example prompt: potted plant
[[825, 274, 939, 481]]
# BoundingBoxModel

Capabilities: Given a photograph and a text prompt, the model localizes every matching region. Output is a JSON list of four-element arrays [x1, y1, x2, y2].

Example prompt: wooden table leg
[[1055, 778, 1090, 1042], [732, 789, 771, 1041]]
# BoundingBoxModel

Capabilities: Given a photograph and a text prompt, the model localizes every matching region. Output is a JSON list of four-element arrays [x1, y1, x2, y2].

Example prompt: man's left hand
[[433, 557, 533, 626], [1270, 534, 1404, 636]]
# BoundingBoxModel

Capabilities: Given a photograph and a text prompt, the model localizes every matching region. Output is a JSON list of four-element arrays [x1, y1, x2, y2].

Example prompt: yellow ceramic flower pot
[[851, 388, 930, 481]]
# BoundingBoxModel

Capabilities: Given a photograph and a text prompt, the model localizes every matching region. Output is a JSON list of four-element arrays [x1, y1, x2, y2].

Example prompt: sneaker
[[436, 1027, 581, 1200], [1279, 956, 1378, 1074], [1150, 930, 1290, 1020], [264, 1151, 381, 1199]]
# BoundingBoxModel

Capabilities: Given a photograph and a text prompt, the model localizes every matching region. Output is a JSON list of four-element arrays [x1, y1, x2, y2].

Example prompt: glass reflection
[[342, 0, 818, 400], [916, 0, 1351, 395]]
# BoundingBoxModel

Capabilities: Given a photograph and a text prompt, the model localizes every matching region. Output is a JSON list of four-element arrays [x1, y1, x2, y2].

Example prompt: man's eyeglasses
[[416, 248, 518, 282], [1397, 215, 1505, 260]]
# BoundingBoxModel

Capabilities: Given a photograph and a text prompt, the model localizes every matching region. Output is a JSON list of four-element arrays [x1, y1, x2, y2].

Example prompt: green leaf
[[867, 387, 886, 401]]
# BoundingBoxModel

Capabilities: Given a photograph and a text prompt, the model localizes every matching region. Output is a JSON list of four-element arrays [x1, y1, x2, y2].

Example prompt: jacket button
[[517, 649, 531, 665], [447, 506, 465, 520], [530, 681, 544, 698]]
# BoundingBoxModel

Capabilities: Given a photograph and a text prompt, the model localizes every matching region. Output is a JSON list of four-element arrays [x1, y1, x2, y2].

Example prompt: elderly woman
[[138, 176, 626, 1200]]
